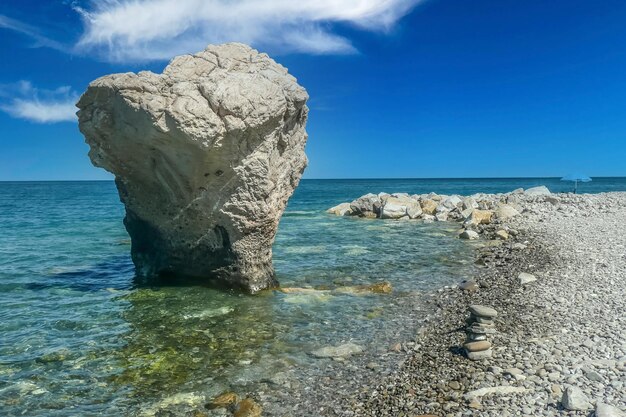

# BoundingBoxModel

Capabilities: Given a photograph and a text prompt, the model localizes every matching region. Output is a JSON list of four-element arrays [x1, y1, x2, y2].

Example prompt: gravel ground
[[337, 192, 626, 416], [203, 192, 626, 417]]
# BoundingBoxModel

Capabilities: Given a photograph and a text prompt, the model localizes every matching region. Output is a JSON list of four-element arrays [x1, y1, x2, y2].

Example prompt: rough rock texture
[[596, 402, 626, 417], [77, 43, 309, 293], [381, 195, 421, 219], [326, 203, 352, 216], [562, 386, 592, 411], [350, 193, 382, 218]]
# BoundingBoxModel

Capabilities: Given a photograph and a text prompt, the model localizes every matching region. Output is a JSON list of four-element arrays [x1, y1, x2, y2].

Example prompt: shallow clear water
[[1, 178, 625, 415]]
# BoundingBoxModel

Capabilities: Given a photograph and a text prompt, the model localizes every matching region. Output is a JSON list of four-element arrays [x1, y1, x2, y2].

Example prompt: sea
[[1, 177, 624, 416]]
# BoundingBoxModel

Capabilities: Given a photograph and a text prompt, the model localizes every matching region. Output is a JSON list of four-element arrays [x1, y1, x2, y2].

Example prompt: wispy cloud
[[0, 14, 69, 52], [75, 0, 424, 62], [0, 81, 78, 123]]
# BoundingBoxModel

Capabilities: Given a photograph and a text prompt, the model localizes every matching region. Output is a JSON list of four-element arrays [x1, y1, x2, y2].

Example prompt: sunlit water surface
[[1, 178, 624, 415]]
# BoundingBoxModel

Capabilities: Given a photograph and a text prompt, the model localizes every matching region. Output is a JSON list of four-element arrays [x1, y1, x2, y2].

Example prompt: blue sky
[[1, 0, 625, 180]]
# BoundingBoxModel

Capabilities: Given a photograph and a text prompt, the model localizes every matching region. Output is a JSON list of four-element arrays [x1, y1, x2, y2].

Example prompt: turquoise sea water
[[1, 178, 625, 416]]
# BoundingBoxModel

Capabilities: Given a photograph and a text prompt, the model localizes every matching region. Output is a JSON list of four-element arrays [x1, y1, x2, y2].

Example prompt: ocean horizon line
[[1, 175, 626, 183]]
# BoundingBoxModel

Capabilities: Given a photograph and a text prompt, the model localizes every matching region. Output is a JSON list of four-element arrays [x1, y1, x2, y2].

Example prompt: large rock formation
[[77, 43, 309, 293]]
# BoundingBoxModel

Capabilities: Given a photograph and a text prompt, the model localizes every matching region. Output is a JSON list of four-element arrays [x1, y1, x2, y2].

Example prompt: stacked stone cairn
[[464, 304, 497, 360]]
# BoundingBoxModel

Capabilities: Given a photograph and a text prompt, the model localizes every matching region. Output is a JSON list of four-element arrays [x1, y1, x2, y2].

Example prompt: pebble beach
[[257, 190, 626, 416]]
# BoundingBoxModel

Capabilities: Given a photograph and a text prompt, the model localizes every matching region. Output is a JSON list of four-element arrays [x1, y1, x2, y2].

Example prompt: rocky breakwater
[[77, 43, 309, 293], [327, 186, 556, 240]]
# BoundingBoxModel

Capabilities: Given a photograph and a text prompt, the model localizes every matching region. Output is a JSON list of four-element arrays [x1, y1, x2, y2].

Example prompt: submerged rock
[[233, 398, 262, 417], [77, 43, 309, 293], [278, 287, 329, 295], [334, 281, 393, 295], [142, 392, 206, 417], [207, 392, 238, 410], [310, 343, 364, 359]]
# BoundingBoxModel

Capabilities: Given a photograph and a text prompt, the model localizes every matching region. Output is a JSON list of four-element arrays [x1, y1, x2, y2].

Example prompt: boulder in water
[[327, 203, 353, 216], [350, 193, 382, 218], [77, 43, 309, 293]]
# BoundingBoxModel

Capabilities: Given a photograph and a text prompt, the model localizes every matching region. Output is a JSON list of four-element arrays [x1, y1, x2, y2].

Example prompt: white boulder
[[495, 204, 521, 220], [525, 186, 551, 196], [462, 197, 479, 210], [443, 195, 462, 209], [381, 196, 421, 219], [595, 402, 626, 417], [464, 209, 493, 226], [561, 386, 592, 411], [519, 272, 537, 285], [310, 343, 364, 359], [350, 193, 381, 218], [77, 43, 309, 293], [460, 230, 480, 240], [327, 203, 352, 216]]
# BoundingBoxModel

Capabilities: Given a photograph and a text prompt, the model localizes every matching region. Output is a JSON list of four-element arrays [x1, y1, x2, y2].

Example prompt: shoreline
[[333, 191, 626, 416], [346, 212, 556, 415], [21, 189, 620, 417], [253, 191, 626, 416]]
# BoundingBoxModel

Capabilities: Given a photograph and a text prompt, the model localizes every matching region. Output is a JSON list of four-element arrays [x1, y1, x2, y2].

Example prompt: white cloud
[[0, 14, 68, 52], [0, 81, 78, 123], [75, 0, 423, 62]]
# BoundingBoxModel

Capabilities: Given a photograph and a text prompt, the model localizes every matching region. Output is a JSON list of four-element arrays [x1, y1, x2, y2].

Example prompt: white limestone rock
[[406, 204, 423, 219], [381, 196, 421, 220], [595, 402, 626, 417], [519, 272, 537, 285], [310, 343, 364, 359], [460, 207, 474, 220], [77, 43, 309, 293], [495, 229, 509, 240], [435, 212, 448, 222], [442, 195, 462, 209], [460, 230, 480, 240], [422, 214, 435, 222], [327, 203, 352, 216], [464, 209, 493, 226], [525, 185, 551, 196], [562, 386, 592, 411], [495, 204, 521, 220], [462, 197, 479, 210], [350, 193, 382, 218]]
